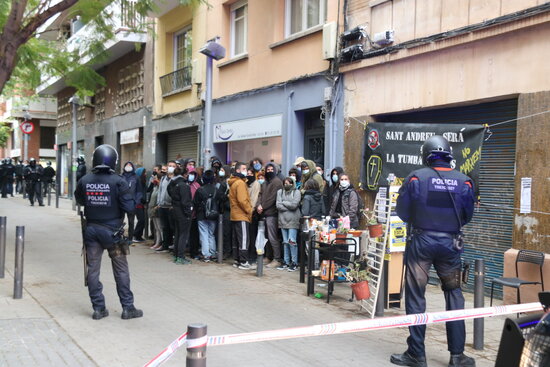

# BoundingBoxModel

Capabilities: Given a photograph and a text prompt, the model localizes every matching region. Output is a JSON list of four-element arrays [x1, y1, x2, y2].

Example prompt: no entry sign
[[20, 121, 34, 134]]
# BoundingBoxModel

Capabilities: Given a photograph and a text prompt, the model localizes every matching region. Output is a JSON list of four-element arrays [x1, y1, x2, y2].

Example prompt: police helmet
[[421, 135, 453, 165], [92, 144, 118, 170], [46, 161, 52, 166], [29, 157, 36, 165]]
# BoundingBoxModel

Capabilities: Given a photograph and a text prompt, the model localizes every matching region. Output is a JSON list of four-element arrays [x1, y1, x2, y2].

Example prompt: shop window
[[230, 1, 248, 57], [285, 0, 326, 37]]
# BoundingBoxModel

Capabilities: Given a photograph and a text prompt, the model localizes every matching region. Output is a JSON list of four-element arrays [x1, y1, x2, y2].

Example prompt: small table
[[306, 237, 358, 303]]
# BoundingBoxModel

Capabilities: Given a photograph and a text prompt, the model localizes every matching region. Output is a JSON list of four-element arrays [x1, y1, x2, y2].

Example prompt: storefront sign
[[362, 123, 485, 192], [213, 114, 282, 143], [120, 128, 140, 145]]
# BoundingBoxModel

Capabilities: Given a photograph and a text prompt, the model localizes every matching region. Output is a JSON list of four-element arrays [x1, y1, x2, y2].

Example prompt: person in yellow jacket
[[228, 162, 253, 269]]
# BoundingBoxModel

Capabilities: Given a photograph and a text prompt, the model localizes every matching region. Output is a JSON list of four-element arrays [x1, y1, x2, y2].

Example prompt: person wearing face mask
[[329, 173, 360, 229], [167, 166, 193, 265], [228, 162, 253, 269], [217, 165, 233, 258], [122, 161, 142, 244], [288, 167, 302, 189], [326, 166, 344, 216], [210, 156, 223, 174], [249, 157, 263, 176], [299, 160, 325, 196], [187, 166, 201, 259], [257, 163, 284, 268], [155, 160, 177, 252], [132, 167, 147, 243], [194, 170, 223, 261], [148, 166, 164, 250], [276, 177, 301, 271]]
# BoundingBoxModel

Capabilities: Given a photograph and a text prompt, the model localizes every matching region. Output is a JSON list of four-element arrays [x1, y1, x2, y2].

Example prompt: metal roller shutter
[[166, 127, 198, 162], [378, 99, 518, 297]]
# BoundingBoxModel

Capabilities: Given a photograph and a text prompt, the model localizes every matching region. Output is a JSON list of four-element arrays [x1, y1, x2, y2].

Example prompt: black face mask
[[246, 175, 256, 185], [265, 171, 275, 180]]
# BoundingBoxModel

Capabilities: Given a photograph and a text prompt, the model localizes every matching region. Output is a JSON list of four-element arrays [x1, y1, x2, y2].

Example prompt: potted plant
[[362, 208, 383, 238], [334, 220, 349, 244], [339, 257, 371, 300]]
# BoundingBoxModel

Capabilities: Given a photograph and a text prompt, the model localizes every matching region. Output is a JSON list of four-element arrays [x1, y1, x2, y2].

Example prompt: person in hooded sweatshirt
[[228, 162, 253, 269], [218, 165, 233, 257], [299, 160, 325, 196], [187, 164, 201, 259], [122, 162, 142, 244], [329, 173, 360, 229], [301, 179, 325, 220], [167, 166, 193, 265], [133, 167, 147, 242], [276, 177, 302, 271], [326, 166, 344, 216], [246, 167, 262, 267], [257, 162, 284, 268]]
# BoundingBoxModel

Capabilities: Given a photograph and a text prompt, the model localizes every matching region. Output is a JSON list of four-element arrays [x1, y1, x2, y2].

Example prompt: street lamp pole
[[199, 37, 225, 169], [69, 96, 80, 211], [22, 109, 30, 163]]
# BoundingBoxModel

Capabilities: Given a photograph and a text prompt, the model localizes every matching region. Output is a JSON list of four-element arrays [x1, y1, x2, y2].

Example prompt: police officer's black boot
[[448, 353, 475, 367], [92, 308, 109, 320], [390, 351, 428, 367], [121, 306, 143, 320]]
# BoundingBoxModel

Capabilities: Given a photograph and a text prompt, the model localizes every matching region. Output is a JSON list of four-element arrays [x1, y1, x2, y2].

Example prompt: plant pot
[[334, 233, 347, 244], [368, 223, 383, 238], [351, 280, 371, 300]]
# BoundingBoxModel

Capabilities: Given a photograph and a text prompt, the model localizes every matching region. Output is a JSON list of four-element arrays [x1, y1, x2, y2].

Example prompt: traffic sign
[[20, 121, 34, 134]]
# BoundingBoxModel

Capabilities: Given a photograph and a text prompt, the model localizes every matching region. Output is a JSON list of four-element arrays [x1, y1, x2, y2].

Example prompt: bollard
[[217, 214, 223, 264], [256, 253, 264, 277], [474, 258, 485, 350], [0, 217, 6, 278], [47, 183, 52, 206], [55, 182, 60, 209], [186, 323, 207, 367], [13, 226, 25, 299]]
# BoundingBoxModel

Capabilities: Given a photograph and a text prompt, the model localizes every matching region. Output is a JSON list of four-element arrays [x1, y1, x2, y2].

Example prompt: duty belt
[[412, 228, 458, 238]]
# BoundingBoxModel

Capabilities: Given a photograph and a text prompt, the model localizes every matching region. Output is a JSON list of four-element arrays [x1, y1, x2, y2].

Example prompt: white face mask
[[219, 170, 225, 177], [340, 180, 350, 188], [167, 166, 175, 174], [317, 169, 323, 175], [124, 165, 132, 172], [188, 174, 195, 182]]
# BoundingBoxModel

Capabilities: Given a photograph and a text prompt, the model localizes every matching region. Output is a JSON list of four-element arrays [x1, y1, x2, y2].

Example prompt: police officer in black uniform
[[76, 156, 87, 182], [23, 158, 44, 206], [0, 158, 6, 198], [390, 136, 476, 367], [42, 161, 56, 196], [4, 158, 15, 197], [75, 145, 143, 320], [15, 159, 24, 194]]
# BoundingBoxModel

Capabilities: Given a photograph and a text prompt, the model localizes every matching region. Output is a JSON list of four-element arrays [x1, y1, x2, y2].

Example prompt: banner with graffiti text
[[361, 123, 485, 193]]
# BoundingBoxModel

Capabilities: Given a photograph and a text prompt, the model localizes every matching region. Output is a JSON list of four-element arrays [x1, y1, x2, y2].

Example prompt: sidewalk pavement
[[0, 195, 512, 366]]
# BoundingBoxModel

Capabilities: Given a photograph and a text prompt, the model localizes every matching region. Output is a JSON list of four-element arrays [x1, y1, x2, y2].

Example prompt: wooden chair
[[490, 249, 545, 306]]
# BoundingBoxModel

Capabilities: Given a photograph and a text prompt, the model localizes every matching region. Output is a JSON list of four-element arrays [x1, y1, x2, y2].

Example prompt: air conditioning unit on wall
[[372, 30, 394, 46], [322, 22, 337, 60]]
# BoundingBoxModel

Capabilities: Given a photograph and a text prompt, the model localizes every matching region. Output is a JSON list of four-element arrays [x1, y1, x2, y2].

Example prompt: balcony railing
[[159, 67, 192, 97]]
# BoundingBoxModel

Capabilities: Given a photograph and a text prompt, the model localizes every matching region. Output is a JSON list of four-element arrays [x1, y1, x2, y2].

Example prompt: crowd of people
[[126, 155, 363, 271], [0, 157, 58, 205]]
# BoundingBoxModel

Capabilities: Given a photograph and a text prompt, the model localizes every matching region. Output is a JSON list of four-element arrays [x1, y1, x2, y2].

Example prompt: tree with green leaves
[[0, 0, 202, 97], [0, 124, 11, 148]]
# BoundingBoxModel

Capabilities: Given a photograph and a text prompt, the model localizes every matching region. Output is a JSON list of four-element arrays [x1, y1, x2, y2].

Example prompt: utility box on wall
[[322, 22, 337, 60]]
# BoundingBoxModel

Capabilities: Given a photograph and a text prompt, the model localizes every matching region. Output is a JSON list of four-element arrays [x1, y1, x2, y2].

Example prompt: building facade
[[341, 0, 550, 284], [37, 0, 152, 195], [206, 0, 345, 174]]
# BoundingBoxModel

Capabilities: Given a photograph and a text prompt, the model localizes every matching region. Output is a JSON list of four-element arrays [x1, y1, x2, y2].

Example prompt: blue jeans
[[84, 225, 134, 310], [281, 228, 298, 265], [198, 219, 217, 257]]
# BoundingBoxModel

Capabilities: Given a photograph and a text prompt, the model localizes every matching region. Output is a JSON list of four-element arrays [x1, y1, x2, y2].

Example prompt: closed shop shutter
[[378, 99, 518, 297], [166, 127, 198, 162]]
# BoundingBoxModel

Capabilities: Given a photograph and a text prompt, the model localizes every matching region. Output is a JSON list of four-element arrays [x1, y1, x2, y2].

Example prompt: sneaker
[[133, 237, 145, 243], [233, 261, 240, 268], [175, 257, 192, 265], [150, 244, 161, 250], [277, 263, 288, 270], [249, 263, 258, 270], [288, 263, 297, 272], [39, 203, 45, 207], [168, 245, 174, 250], [448, 353, 475, 367], [238, 262, 251, 270], [266, 260, 283, 268], [201, 257, 211, 263], [155, 247, 169, 253], [121, 307, 143, 320], [92, 308, 109, 320], [390, 351, 427, 367]]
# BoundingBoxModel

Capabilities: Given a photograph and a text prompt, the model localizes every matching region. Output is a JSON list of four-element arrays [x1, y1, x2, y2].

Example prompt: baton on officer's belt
[[79, 210, 88, 287]]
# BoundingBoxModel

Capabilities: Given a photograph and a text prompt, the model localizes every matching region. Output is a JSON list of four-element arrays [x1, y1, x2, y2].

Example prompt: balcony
[[37, 0, 146, 95], [159, 67, 192, 97]]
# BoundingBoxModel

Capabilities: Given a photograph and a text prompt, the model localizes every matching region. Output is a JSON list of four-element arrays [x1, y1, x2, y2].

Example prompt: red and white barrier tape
[[143, 332, 187, 367], [144, 302, 542, 366]]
